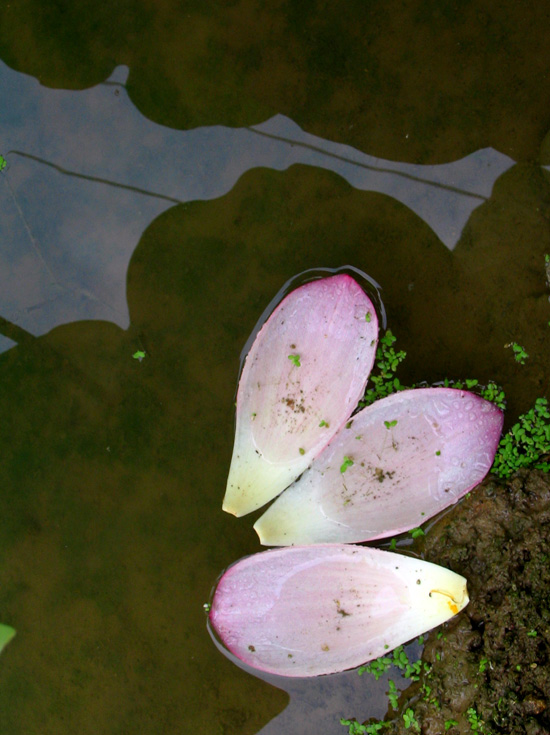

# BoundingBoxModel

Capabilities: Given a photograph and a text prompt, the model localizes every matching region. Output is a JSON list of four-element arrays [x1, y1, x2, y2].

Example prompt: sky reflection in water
[[0, 59, 515, 354], [1, 54, 549, 735]]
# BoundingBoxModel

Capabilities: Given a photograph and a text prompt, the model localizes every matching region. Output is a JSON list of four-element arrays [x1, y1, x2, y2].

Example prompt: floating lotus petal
[[209, 544, 468, 677], [223, 274, 378, 516], [254, 388, 503, 545]]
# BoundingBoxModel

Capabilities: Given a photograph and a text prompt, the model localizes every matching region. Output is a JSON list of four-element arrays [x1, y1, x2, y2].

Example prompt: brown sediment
[[383, 469, 550, 735]]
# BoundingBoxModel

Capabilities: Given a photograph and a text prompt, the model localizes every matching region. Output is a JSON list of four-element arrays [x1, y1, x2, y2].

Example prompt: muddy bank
[[383, 469, 550, 735]]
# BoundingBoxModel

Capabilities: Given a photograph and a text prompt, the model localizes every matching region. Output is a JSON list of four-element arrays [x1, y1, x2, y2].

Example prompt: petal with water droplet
[[223, 274, 378, 516], [209, 544, 468, 677], [254, 388, 503, 545]]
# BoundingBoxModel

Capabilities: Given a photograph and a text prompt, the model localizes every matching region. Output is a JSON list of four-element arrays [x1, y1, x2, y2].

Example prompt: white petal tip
[[225, 274, 379, 514]]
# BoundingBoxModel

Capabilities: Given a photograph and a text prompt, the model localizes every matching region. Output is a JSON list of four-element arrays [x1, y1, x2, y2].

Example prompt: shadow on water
[[0, 57, 517, 355], [0, 0, 550, 733], [0, 160, 548, 732], [1, 0, 550, 162]]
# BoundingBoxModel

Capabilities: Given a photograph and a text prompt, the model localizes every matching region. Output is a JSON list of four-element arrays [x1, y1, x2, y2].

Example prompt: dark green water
[[0, 1, 550, 733]]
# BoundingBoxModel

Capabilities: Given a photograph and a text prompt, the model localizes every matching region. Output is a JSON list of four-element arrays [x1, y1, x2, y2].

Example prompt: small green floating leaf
[[287, 353, 301, 367], [384, 419, 398, 429], [319, 420, 329, 427], [480, 382, 506, 410], [403, 708, 420, 731], [0, 624, 16, 654], [466, 707, 484, 732], [504, 341, 528, 364], [387, 679, 399, 709], [409, 527, 425, 539], [492, 396, 550, 478], [340, 456, 354, 473], [299, 447, 305, 455], [0, 155, 6, 172], [132, 350, 146, 361], [365, 312, 372, 322]]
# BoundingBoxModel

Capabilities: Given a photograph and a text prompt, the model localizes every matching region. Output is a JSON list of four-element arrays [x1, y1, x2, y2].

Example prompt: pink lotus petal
[[209, 544, 468, 677], [223, 274, 378, 516], [254, 388, 503, 545]]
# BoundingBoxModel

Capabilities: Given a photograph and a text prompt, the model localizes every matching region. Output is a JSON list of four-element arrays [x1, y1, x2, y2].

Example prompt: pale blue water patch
[[0, 335, 15, 353], [249, 118, 514, 249], [0, 60, 516, 353], [209, 617, 422, 735], [208, 617, 396, 735]]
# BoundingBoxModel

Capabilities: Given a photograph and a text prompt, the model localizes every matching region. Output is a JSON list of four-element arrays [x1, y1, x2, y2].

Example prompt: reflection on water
[[250, 118, 514, 249], [209, 626, 393, 735], [0, 59, 515, 355], [209, 575, 423, 735], [0, 9, 550, 733], [1, 131, 550, 735]]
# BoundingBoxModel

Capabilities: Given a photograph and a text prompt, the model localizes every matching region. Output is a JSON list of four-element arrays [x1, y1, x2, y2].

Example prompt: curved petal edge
[[209, 544, 468, 677], [223, 274, 378, 516], [254, 388, 504, 544]]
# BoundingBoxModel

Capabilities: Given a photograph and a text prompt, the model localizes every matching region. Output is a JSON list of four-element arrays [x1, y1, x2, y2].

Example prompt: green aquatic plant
[[341, 640, 430, 733], [402, 708, 420, 731], [505, 341, 529, 364], [0, 154, 6, 171], [0, 624, 15, 654], [360, 330, 407, 407], [478, 382, 507, 411], [492, 397, 550, 478], [466, 706, 486, 733], [387, 679, 399, 710], [340, 720, 390, 735], [357, 653, 392, 680], [362, 332, 548, 479], [340, 455, 354, 473]]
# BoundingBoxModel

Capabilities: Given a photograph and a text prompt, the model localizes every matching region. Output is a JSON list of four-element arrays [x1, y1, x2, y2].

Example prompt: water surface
[[0, 1, 549, 733]]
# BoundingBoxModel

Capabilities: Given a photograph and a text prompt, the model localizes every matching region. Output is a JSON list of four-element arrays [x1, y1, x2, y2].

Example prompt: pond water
[[0, 1, 549, 733]]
